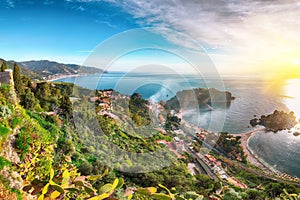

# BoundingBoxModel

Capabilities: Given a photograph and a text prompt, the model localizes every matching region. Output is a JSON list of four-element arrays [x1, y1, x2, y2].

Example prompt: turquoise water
[[54, 72, 300, 178], [55, 72, 286, 133]]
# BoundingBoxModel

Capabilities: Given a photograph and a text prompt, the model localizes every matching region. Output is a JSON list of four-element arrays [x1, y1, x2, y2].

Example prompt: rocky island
[[165, 88, 234, 110], [250, 110, 298, 132]]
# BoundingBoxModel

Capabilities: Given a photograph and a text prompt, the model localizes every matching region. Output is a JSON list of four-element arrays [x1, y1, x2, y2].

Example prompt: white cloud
[[6, 0, 15, 8], [64, 0, 300, 75], [109, 0, 300, 75]]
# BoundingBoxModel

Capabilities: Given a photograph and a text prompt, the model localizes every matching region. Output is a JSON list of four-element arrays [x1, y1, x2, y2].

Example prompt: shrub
[[11, 117, 21, 129], [0, 124, 10, 139], [15, 130, 33, 160], [0, 156, 11, 170], [78, 161, 93, 175]]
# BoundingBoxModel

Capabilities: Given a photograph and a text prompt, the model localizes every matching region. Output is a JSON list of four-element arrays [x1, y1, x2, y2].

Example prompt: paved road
[[180, 120, 300, 187], [184, 144, 219, 181]]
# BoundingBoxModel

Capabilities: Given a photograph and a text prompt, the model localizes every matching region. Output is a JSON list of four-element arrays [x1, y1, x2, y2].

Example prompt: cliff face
[[166, 88, 234, 110]]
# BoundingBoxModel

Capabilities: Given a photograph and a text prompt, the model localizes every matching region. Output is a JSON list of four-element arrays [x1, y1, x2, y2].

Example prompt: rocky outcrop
[[0, 166, 22, 190], [0, 134, 20, 164], [250, 110, 297, 132]]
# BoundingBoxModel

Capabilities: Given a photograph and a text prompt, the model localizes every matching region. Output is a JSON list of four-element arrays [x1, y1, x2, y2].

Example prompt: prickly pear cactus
[[0, 105, 12, 119]]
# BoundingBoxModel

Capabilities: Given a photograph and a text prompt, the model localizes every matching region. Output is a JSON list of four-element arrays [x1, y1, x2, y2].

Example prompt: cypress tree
[[0, 61, 7, 72], [13, 62, 24, 96], [60, 95, 73, 119]]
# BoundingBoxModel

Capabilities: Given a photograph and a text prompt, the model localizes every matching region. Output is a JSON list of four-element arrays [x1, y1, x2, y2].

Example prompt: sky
[[1, 0, 300, 76]]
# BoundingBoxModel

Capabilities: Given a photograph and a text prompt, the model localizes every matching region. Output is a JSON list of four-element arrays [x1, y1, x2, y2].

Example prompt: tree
[[0, 61, 7, 72], [13, 62, 24, 96], [60, 95, 73, 119], [35, 82, 51, 101], [35, 82, 51, 109], [21, 75, 32, 88], [21, 88, 39, 110]]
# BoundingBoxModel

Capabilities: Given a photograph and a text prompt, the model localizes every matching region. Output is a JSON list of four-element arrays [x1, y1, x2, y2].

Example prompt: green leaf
[[84, 185, 96, 195], [62, 169, 70, 179], [99, 183, 113, 194], [88, 197, 99, 200], [87, 175, 102, 181], [116, 178, 124, 189], [62, 170, 70, 186], [64, 187, 80, 192], [74, 176, 86, 186], [38, 194, 44, 200], [88, 193, 110, 200], [158, 184, 174, 198], [151, 193, 172, 200], [42, 183, 50, 195], [111, 178, 119, 190], [102, 168, 109, 177], [158, 184, 170, 193], [127, 194, 133, 200], [136, 187, 157, 195], [50, 191, 61, 199], [50, 183, 64, 194], [98, 193, 110, 200], [50, 168, 54, 180]]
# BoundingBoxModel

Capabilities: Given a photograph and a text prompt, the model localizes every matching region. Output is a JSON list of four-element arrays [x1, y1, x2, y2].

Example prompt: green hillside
[[0, 67, 300, 200]]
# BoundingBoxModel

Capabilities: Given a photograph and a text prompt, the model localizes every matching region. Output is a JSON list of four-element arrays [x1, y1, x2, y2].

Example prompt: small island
[[250, 110, 297, 132], [166, 88, 234, 110]]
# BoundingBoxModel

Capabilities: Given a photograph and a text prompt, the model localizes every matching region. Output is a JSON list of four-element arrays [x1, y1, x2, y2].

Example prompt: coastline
[[46, 74, 82, 82], [232, 128, 275, 174]]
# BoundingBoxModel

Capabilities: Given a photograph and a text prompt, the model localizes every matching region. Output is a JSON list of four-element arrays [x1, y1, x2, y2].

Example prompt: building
[[0, 69, 14, 87]]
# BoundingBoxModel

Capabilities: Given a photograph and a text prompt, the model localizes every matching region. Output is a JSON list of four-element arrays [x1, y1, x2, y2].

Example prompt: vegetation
[[165, 88, 233, 110], [1, 68, 300, 200], [13, 62, 24, 97], [214, 133, 247, 163], [129, 93, 151, 126], [226, 164, 300, 199], [1, 61, 7, 72], [164, 114, 181, 131]]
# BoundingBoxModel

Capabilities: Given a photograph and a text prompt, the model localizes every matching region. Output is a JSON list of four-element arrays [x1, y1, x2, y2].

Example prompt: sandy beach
[[232, 128, 275, 174], [47, 74, 81, 82]]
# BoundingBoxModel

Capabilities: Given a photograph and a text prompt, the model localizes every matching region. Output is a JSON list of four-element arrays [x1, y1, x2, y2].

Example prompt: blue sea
[[54, 72, 300, 178]]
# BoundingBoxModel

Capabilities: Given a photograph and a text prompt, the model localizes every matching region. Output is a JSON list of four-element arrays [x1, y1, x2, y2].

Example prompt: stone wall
[[0, 70, 14, 87]]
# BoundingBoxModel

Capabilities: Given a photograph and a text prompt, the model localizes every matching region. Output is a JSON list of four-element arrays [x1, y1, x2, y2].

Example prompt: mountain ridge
[[1, 59, 105, 80]]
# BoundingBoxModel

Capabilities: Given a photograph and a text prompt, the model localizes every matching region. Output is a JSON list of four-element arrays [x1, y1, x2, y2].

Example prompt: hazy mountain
[[18, 60, 104, 75], [1, 59, 105, 80]]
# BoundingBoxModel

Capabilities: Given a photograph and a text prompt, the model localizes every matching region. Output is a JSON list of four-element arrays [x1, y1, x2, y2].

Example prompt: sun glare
[[292, 59, 300, 66]]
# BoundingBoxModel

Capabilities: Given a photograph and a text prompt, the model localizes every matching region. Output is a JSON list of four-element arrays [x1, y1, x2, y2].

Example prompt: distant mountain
[[2, 59, 105, 80], [1, 59, 41, 79], [18, 60, 104, 75]]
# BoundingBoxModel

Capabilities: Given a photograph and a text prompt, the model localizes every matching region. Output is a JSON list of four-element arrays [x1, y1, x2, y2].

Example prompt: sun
[[292, 59, 300, 66]]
